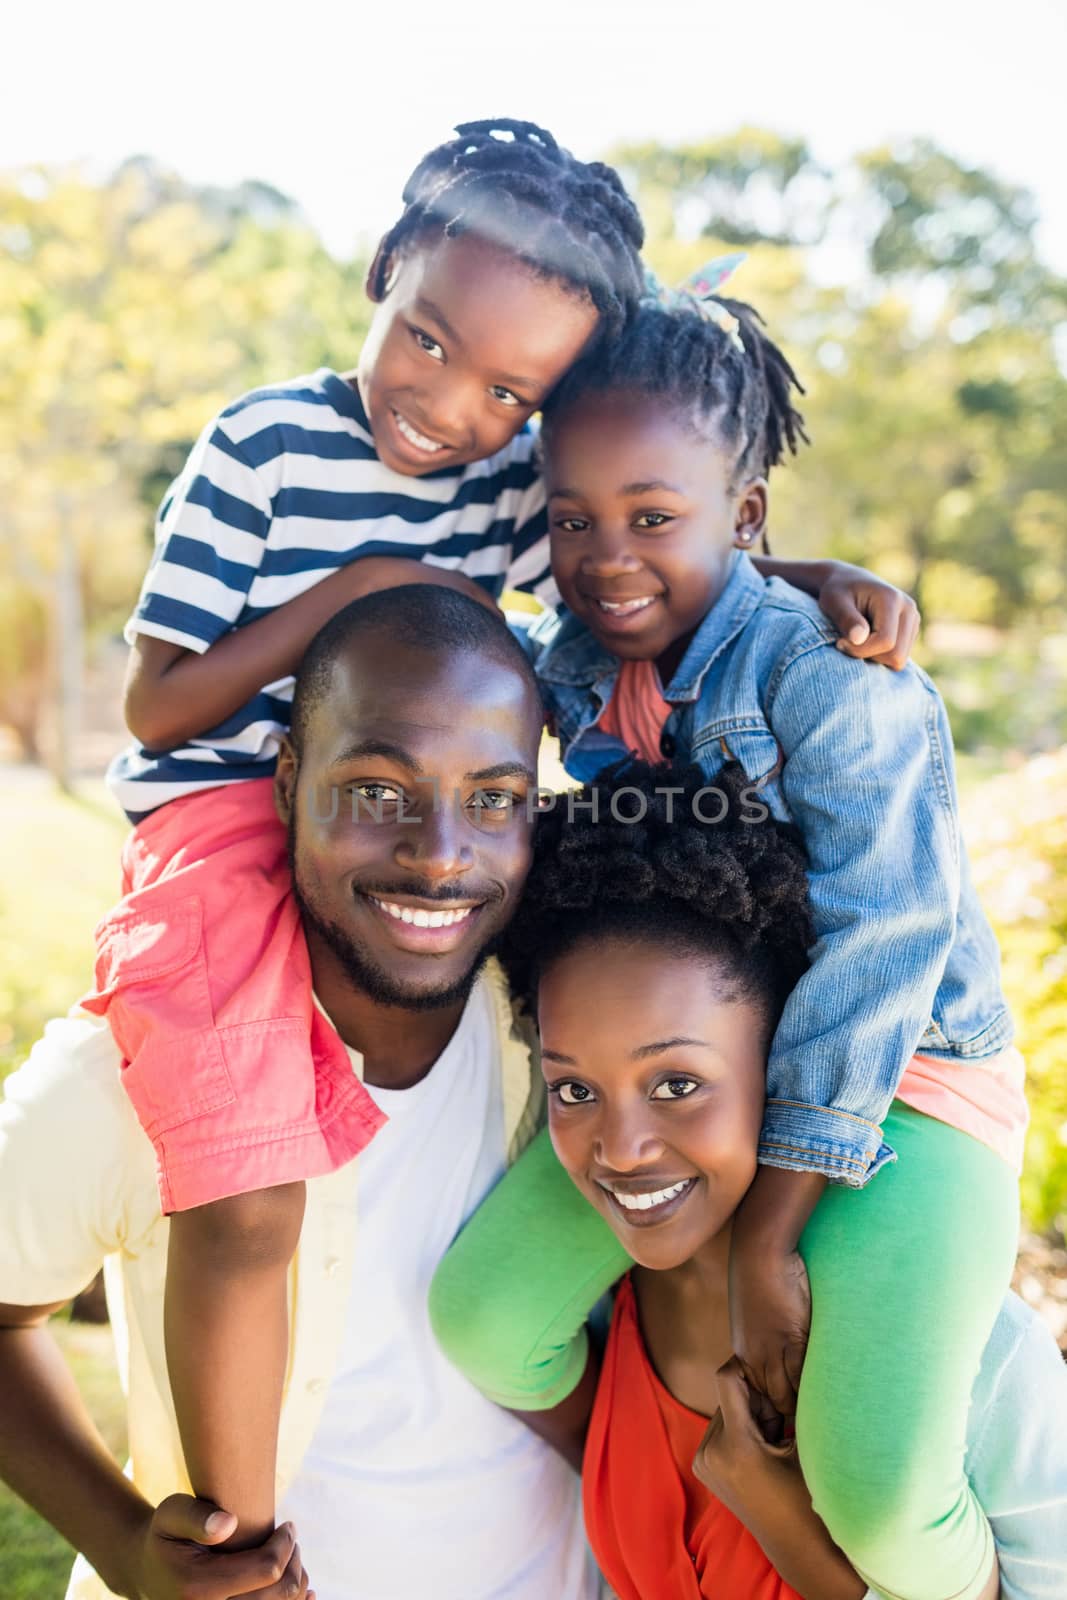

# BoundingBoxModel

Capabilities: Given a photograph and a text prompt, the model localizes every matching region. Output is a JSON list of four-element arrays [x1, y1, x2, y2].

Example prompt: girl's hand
[[728, 1232, 811, 1420], [819, 563, 921, 671]]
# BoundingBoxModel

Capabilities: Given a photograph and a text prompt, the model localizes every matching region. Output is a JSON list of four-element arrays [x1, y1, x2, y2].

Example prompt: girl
[[431, 276, 1025, 1600], [496, 758, 1067, 1599], [85, 124, 914, 1550]]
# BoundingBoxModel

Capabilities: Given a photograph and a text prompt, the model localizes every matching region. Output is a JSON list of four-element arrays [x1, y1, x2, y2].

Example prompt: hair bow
[[641, 252, 747, 351]]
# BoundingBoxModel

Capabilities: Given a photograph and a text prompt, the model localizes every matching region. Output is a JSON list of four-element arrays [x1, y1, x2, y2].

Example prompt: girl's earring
[[734, 527, 755, 547]]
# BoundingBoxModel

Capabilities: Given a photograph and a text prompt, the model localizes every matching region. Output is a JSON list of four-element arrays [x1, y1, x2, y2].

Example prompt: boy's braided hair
[[542, 299, 809, 483], [370, 119, 646, 342], [501, 760, 813, 1028]]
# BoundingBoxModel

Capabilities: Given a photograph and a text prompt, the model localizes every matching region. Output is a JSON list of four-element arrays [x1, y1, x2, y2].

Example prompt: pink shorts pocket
[[90, 892, 236, 1138]]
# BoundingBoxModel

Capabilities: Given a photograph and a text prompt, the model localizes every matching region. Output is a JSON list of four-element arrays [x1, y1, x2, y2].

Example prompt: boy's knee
[[172, 1181, 306, 1271]]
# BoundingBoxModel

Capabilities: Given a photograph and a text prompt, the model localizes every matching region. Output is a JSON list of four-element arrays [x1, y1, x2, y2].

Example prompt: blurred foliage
[[965, 750, 1067, 1230]]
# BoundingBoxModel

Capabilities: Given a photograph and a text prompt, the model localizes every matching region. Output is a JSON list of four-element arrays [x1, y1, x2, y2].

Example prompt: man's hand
[[123, 1496, 313, 1600], [728, 1231, 811, 1420], [819, 563, 921, 671]]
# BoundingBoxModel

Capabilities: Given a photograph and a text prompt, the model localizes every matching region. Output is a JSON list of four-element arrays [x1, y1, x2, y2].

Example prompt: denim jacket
[[524, 551, 1013, 1186]]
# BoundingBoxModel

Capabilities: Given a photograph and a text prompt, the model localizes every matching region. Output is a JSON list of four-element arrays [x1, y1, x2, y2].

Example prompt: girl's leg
[[165, 1180, 306, 1546], [796, 1104, 1019, 1600], [430, 1127, 631, 1409]]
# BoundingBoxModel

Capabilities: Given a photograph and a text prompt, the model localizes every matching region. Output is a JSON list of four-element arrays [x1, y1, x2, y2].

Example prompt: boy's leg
[[796, 1103, 1019, 1600], [165, 1181, 306, 1546], [430, 1127, 631, 1409]]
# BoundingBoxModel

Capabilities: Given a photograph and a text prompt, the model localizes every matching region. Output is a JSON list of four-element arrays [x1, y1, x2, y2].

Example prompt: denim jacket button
[[660, 732, 676, 757]]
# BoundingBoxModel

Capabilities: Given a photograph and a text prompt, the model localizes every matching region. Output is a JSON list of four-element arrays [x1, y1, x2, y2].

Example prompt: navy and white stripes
[[109, 369, 553, 817]]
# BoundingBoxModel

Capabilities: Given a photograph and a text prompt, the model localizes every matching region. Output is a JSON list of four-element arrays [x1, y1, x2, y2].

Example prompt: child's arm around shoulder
[[127, 557, 499, 750], [751, 555, 920, 670]]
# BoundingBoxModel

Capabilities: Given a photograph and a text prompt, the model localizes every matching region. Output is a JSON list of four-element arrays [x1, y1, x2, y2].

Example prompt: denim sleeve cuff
[[758, 1099, 898, 1188]]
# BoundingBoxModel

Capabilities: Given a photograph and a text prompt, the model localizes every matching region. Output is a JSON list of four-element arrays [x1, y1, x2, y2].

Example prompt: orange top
[[595, 657, 673, 761], [583, 1276, 803, 1600]]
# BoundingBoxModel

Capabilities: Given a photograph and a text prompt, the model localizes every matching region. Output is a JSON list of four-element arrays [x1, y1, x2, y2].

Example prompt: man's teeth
[[371, 897, 473, 928], [596, 597, 656, 615], [605, 1178, 693, 1212], [394, 411, 444, 453]]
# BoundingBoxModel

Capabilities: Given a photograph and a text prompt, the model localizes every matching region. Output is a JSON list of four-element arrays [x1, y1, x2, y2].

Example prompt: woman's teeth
[[394, 411, 444, 453], [602, 1178, 694, 1212], [371, 896, 473, 928], [596, 597, 656, 615]]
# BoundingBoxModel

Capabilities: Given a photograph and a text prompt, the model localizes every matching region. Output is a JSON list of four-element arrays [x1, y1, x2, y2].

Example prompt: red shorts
[[81, 782, 385, 1213]]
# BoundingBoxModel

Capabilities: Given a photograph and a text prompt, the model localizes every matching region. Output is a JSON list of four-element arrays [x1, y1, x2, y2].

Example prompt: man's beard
[[288, 820, 497, 1012]]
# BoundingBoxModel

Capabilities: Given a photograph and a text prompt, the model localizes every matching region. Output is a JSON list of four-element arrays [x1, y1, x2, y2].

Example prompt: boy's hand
[[340, 556, 502, 617], [728, 1231, 811, 1420], [124, 1496, 313, 1600], [819, 563, 921, 671]]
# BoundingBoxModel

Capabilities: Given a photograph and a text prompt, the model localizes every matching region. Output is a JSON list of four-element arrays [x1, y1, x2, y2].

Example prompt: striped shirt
[[108, 368, 555, 818]]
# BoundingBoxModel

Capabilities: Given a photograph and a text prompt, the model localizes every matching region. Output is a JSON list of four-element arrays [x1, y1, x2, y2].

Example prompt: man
[[0, 587, 598, 1600]]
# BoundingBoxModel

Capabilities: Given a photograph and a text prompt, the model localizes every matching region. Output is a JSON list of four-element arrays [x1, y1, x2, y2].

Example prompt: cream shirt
[[0, 960, 545, 1600]]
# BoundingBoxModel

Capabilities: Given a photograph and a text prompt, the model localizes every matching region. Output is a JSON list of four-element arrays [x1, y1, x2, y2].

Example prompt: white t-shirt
[[279, 975, 597, 1600]]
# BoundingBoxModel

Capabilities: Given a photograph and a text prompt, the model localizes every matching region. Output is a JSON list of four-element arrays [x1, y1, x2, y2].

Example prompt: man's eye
[[554, 1081, 594, 1105], [411, 328, 444, 360], [650, 1078, 699, 1100], [634, 512, 672, 530], [349, 782, 407, 814], [467, 789, 515, 814], [489, 384, 522, 407]]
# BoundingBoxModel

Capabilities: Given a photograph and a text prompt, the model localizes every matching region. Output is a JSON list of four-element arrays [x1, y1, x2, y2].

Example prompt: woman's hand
[[122, 1497, 313, 1600], [818, 562, 921, 670], [695, 1361, 866, 1600]]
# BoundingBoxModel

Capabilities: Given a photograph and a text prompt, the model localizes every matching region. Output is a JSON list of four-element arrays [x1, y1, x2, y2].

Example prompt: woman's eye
[[650, 1078, 699, 1100], [489, 384, 522, 407], [554, 1081, 594, 1106], [411, 328, 444, 360], [553, 517, 589, 534], [634, 512, 672, 530]]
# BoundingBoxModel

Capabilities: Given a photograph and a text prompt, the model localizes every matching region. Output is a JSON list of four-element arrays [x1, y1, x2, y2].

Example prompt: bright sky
[[5, 0, 1066, 268]]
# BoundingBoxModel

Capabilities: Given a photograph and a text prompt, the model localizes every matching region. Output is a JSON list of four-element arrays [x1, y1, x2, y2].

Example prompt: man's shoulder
[[1, 1009, 151, 1167]]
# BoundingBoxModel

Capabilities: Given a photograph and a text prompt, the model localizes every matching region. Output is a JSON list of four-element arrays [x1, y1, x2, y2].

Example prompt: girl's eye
[[554, 1081, 594, 1106], [650, 1077, 699, 1101], [489, 384, 522, 407], [411, 328, 445, 361], [634, 512, 673, 530], [553, 517, 589, 534]]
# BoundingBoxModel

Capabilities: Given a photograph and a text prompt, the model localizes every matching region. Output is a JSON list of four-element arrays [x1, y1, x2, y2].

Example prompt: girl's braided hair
[[369, 119, 646, 342], [542, 298, 809, 484], [501, 760, 813, 1027]]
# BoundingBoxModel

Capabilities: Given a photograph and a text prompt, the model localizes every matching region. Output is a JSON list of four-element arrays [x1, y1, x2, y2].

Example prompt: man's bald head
[[289, 584, 541, 759]]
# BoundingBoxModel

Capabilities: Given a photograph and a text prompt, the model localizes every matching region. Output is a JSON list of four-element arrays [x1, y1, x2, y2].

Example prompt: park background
[[1, 0, 1065, 1591]]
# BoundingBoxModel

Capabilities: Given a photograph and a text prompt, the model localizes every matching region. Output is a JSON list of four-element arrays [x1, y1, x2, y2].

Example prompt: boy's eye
[[411, 327, 445, 361], [554, 1081, 594, 1106], [489, 384, 522, 407], [650, 1077, 699, 1100], [634, 512, 673, 530]]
